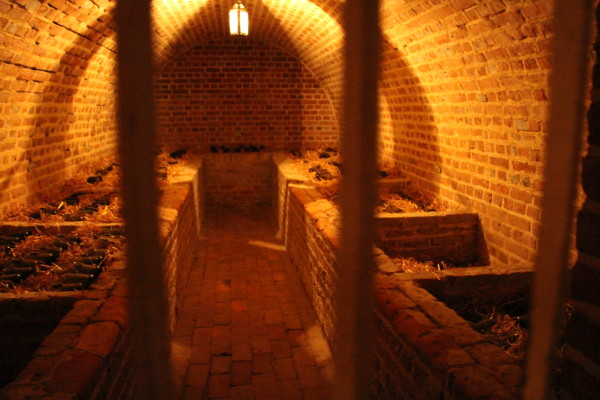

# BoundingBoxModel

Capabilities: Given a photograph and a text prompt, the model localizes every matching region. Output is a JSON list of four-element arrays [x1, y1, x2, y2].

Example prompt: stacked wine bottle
[[0, 226, 124, 292]]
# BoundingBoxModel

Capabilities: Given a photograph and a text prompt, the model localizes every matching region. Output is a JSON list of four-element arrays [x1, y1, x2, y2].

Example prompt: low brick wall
[[271, 152, 312, 239], [371, 286, 520, 399], [376, 211, 487, 265], [159, 159, 204, 334], [204, 152, 272, 209], [372, 261, 531, 400], [273, 154, 526, 399], [0, 160, 204, 400], [286, 185, 340, 343], [0, 259, 131, 400]]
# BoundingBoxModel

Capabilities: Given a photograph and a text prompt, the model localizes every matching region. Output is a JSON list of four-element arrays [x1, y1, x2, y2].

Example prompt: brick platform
[[0, 159, 203, 399], [172, 208, 334, 399], [0, 152, 536, 399], [272, 153, 527, 399]]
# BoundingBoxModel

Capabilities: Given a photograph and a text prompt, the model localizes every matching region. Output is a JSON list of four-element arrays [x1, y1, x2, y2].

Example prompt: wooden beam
[[115, 0, 173, 398], [335, 0, 380, 399], [523, 1, 594, 399]]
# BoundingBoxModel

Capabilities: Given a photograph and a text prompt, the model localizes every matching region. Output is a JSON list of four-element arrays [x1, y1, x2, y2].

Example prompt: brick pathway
[[171, 208, 334, 399]]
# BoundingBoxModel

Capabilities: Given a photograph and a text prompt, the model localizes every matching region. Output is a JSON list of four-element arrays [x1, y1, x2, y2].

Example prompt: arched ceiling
[[4, 0, 415, 112], [152, 0, 346, 106]]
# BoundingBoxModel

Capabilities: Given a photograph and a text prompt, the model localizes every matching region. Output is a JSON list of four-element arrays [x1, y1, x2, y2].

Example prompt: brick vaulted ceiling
[[153, 0, 345, 98], [0, 0, 553, 133], [1, 0, 557, 267], [5, 0, 516, 111], [0, 0, 349, 106]]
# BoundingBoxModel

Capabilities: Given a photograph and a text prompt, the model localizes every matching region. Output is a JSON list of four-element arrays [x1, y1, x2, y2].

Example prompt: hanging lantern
[[229, 1, 249, 36]]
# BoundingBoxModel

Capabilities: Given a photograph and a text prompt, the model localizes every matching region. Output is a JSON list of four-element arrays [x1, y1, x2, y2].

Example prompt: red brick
[[271, 339, 292, 358], [75, 321, 121, 358], [211, 355, 231, 374], [274, 357, 297, 380], [252, 352, 274, 374], [231, 361, 252, 386], [208, 374, 230, 398], [91, 295, 129, 329], [252, 373, 279, 398], [230, 384, 254, 399], [48, 351, 104, 396], [187, 363, 209, 388], [394, 309, 437, 341], [156, 40, 337, 155], [38, 325, 80, 355]]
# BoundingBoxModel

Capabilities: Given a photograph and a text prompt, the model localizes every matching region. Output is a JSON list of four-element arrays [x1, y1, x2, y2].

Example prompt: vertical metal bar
[[523, 1, 594, 399], [115, 1, 173, 399], [335, 0, 380, 399]]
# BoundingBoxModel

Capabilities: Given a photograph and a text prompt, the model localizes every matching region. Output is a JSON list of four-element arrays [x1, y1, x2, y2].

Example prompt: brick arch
[[0, 0, 118, 213], [152, 0, 344, 107], [379, 0, 555, 266], [0, 0, 559, 269], [0, 0, 348, 213]]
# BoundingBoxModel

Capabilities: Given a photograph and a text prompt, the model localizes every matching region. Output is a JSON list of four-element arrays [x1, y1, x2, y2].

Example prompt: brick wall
[[376, 211, 486, 266], [286, 185, 340, 343], [156, 0, 564, 269], [204, 152, 273, 209], [271, 152, 312, 239], [159, 159, 204, 333], [275, 158, 522, 399], [155, 39, 338, 151], [0, 0, 119, 215], [0, 160, 203, 399], [559, 4, 600, 397], [150, 1, 345, 111], [0, 0, 567, 269], [372, 272, 522, 400], [382, 0, 551, 264], [5, 0, 593, 396], [379, 0, 555, 267]]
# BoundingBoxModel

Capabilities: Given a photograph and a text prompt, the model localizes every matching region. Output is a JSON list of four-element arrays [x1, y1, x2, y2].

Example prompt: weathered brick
[[0, 0, 575, 397], [394, 309, 437, 341], [75, 321, 121, 359], [464, 343, 514, 366], [48, 351, 104, 396], [155, 40, 337, 154], [448, 364, 513, 399], [187, 363, 209, 388], [92, 295, 128, 329]]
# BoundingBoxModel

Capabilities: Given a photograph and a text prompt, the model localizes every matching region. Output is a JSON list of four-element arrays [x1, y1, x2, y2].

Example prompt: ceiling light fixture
[[229, 1, 249, 36]]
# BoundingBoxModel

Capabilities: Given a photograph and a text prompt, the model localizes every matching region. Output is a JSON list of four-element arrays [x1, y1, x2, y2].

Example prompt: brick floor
[[172, 208, 334, 399]]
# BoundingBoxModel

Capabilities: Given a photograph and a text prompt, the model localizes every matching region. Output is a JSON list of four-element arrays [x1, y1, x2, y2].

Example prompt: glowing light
[[247, 240, 286, 252], [229, 1, 249, 36]]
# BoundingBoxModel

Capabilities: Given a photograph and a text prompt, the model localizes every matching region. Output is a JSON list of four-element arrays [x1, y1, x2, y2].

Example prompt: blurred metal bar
[[115, 0, 173, 398], [335, 0, 380, 399], [523, 1, 594, 398]]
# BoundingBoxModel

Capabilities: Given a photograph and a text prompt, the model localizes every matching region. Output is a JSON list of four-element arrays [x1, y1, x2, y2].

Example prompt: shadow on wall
[[379, 40, 442, 198], [151, 0, 445, 201], [3, 12, 117, 211], [153, 1, 340, 153], [377, 40, 490, 260]]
